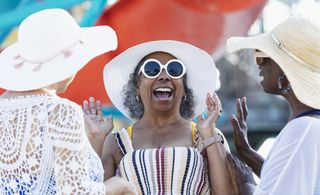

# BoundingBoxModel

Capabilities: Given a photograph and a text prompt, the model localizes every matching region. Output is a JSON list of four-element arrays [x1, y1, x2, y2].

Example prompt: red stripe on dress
[[156, 148, 161, 195], [161, 148, 165, 195], [197, 163, 205, 194]]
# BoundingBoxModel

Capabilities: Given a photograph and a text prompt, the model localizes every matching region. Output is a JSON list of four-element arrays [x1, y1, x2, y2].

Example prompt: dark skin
[[101, 52, 194, 177], [86, 51, 233, 195], [228, 50, 319, 194], [131, 52, 193, 149]]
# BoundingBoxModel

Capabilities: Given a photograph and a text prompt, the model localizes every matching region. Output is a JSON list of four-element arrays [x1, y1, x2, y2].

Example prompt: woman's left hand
[[197, 92, 222, 139]]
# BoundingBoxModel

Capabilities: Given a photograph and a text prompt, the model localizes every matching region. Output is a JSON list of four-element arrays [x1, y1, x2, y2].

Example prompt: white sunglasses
[[138, 59, 187, 79]]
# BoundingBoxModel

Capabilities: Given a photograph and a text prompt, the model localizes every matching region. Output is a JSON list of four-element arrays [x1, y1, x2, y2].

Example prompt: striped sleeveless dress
[[114, 123, 210, 195]]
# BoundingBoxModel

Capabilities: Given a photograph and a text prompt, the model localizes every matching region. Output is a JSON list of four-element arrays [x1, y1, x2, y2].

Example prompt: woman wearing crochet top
[[0, 9, 135, 194], [226, 17, 320, 194], [85, 40, 233, 194]]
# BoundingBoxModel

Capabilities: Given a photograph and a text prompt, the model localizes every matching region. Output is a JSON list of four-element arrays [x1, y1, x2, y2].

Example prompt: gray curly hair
[[122, 52, 195, 120]]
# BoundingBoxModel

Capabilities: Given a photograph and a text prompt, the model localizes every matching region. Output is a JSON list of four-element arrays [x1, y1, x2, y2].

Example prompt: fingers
[[206, 92, 222, 114], [206, 93, 214, 112], [241, 97, 248, 121], [89, 97, 96, 114], [236, 98, 244, 124], [215, 93, 223, 113], [96, 100, 103, 116], [197, 114, 204, 123], [230, 114, 241, 137], [83, 97, 103, 115], [83, 100, 90, 115]]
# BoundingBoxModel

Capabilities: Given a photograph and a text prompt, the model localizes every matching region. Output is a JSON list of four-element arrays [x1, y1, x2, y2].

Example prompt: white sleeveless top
[[0, 95, 105, 194]]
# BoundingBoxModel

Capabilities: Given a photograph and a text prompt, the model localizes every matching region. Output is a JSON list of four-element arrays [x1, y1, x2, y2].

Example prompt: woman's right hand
[[83, 97, 114, 156], [230, 97, 251, 154], [104, 177, 136, 195]]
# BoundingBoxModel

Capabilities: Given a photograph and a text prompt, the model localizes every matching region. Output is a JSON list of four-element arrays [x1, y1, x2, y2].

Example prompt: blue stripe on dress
[[115, 133, 127, 155], [171, 147, 175, 194], [181, 148, 191, 194], [140, 150, 151, 194], [132, 151, 144, 194], [187, 148, 198, 194]]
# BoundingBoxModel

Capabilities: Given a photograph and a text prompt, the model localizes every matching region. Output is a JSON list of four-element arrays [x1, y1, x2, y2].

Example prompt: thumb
[[197, 114, 204, 124]]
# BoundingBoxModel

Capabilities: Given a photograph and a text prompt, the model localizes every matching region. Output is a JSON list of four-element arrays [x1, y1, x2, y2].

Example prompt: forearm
[[87, 135, 105, 157], [206, 143, 233, 195], [238, 147, 264, 177]]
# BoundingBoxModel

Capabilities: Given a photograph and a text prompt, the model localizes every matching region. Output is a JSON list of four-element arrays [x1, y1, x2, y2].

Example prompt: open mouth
[[153, 87, 173, 101]]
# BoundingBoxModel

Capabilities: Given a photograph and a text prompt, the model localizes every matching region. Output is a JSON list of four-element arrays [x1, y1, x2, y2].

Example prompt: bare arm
[[197, 93, 233, 195], [206, 142, 232, 195], [230, 97, 264, 177], [101, 134, 117, 179]]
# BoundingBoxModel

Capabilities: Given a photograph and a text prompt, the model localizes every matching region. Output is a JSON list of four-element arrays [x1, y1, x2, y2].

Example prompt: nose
[[157, 69, 170, 81]]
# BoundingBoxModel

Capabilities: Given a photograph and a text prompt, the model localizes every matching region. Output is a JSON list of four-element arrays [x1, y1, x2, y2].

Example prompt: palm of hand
[[84, 114, 113, 137], [197, 93, 222, 138], [231, 97, 250, 150]]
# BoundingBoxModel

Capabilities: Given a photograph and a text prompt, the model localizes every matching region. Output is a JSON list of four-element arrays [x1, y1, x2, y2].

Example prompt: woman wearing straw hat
[[84, 40, 233, 195], [226, 16, 320, 194], [0, 9, 135, 194]]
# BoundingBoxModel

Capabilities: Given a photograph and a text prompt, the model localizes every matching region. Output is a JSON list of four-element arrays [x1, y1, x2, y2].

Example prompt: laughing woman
[[85, 40, 232, 195]]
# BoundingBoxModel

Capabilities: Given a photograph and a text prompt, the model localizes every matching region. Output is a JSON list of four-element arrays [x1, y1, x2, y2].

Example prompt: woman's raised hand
[[197, 92, 222, 139], [230, 97, 251, 153], [83, 97, 114, 156]]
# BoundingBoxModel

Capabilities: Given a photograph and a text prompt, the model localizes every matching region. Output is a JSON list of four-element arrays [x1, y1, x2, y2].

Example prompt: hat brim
[[104, 40, 219, 121], [0, 26, 117, 91], [227, 33, 320, 109]]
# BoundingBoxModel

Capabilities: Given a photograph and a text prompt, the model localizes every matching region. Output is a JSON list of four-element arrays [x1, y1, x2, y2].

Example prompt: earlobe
[[277, 74, 291, 94]]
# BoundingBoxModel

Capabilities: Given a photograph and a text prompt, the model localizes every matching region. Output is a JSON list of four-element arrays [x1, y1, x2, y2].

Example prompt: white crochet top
[[0, 94, 105, 194]]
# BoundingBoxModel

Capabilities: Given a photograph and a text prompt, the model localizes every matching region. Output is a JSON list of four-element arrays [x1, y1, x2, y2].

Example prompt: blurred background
[[1, 0, 319, 171]]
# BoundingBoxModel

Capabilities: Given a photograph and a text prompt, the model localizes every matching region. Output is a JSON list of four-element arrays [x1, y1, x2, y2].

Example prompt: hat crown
[[273, 17, 320, 71], [18, 9, 80, 61]]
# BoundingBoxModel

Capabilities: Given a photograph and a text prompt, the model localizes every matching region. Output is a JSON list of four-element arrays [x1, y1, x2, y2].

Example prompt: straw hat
[[0, 8, 117, 91], [227, 16, 320, 109], [103, 40, 220, 120]]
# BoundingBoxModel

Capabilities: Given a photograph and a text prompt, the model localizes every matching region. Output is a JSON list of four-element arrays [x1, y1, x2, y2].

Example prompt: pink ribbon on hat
[[13, 39, 84, 72]]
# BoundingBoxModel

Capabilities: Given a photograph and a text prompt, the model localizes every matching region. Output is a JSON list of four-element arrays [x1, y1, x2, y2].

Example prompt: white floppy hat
[[227, 16, 320, 109], [0, 8, 117, 91], [104, 40, 219, 120]]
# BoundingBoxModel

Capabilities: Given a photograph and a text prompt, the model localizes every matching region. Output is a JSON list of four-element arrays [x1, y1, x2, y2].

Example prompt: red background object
[[1, 0, 266, 104]]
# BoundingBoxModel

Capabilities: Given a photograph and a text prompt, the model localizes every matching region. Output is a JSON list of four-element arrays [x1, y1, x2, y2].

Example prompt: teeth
[[155, 88, 172, 92]]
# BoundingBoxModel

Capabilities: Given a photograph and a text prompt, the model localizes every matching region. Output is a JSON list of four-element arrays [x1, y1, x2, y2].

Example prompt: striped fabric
[[114, 128, 210, 195]]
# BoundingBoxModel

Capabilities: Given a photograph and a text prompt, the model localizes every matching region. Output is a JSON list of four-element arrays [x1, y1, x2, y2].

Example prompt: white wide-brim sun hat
[[0, 8, 117, 91], [227, 16, 320, 109], [104, 40, 220, 121]]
